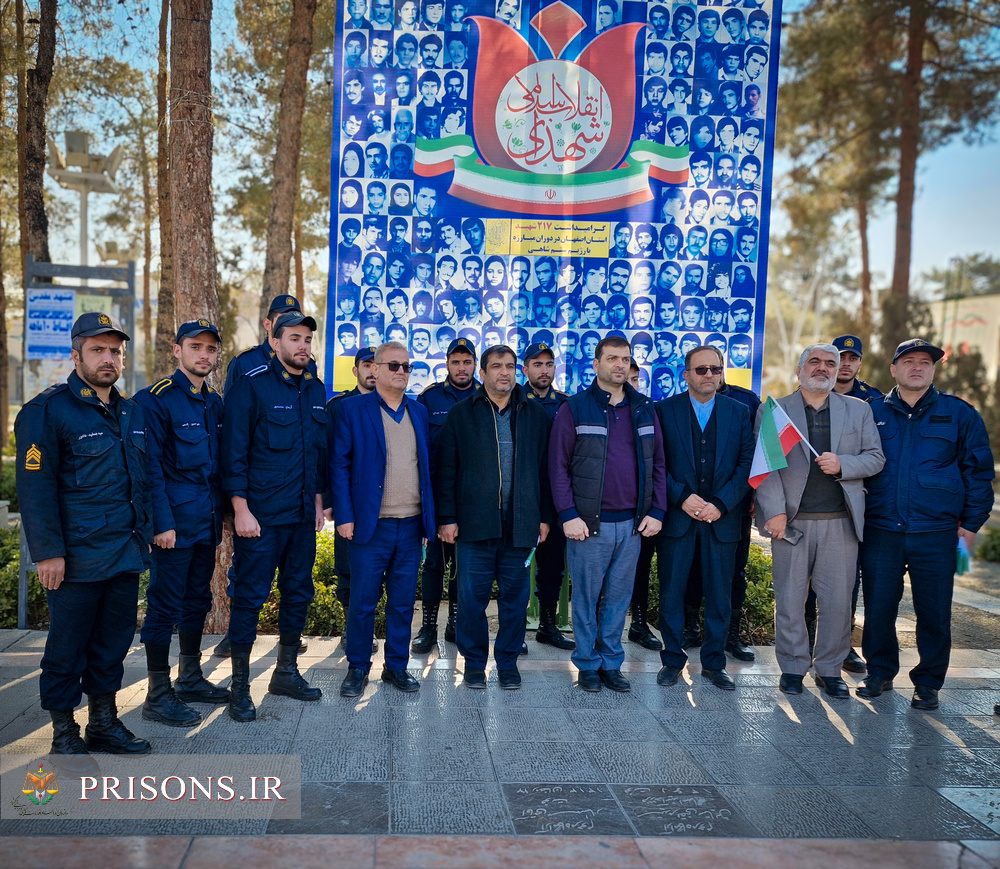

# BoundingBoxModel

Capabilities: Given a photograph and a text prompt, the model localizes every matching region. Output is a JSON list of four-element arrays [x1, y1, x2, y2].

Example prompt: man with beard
[[437, 345, 555, 688], [16, 313, 154, 762], [754, 344, 884, 699], [221, 312, 328, 720], [411, 337, 479, 652], [521, 343, 575, 651], [135, 320, 230, 728]]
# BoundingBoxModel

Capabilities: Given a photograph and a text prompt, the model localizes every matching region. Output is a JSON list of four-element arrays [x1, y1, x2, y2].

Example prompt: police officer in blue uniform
[[134, 319, 229, 728], [326, 347, 378, 652], [827, 334, 884, 672], [523, 342, 575, 650], [410, 337, 478, 652], [221, 311, 328, 721], [858, 338, 994, 709], [214, 294, 317, 658], [224, 294, 318, 390], [16, 312, 152, 761]]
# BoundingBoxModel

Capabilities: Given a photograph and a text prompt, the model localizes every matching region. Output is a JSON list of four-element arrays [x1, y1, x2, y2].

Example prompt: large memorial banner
[[326, 0, 781, 397]]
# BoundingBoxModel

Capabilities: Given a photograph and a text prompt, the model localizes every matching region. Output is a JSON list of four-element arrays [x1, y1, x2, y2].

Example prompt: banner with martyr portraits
[[326, 0, 780, 398]]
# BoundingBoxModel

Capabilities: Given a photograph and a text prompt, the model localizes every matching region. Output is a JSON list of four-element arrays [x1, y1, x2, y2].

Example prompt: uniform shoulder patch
[[247, 364, 269, 377], [150, 377, 173, 396]]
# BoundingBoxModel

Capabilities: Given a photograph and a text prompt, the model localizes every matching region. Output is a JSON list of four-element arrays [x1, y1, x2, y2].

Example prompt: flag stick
[[783, 414, 820, 459]]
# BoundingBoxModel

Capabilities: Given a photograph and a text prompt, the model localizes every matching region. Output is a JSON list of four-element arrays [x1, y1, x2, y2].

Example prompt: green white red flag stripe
[[748, 396, 804, 489]]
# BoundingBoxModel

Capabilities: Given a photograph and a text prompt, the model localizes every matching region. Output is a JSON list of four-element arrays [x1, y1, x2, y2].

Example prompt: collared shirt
[[799, 392, 846, 513], [377, 391, 410, 424], [689, 392, 716, 431]]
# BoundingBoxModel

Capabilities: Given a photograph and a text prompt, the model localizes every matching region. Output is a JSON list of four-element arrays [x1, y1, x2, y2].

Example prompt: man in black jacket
[[435, 345, 555, 689]]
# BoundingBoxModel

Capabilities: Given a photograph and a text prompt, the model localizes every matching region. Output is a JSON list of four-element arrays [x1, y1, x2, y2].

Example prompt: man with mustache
[[435, 344, 554, 689], [753, 343, 884, 700]]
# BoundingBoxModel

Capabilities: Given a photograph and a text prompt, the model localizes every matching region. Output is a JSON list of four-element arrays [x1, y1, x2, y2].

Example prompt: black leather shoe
[[598, 668, 630, 692], [656, 665, 682, 686], [382, 668, 420, 693], [498, 668, 521, 689], [779, 673, 803, 694], [142, 671, 202, 727], [702, 668, 735, 691], [994, 702, 1000, 716], [519, 641, 528, 656], [911, 685, 939, 711], [856, 676, 894, 698], [536, 603, 576, 649], [464, 668, 487, 689], [578, 670, 602, 692], [340, 667, 368, 698], [268, 643, 322, 701], [842, 648, 867, 674], [814, 674, 850, 699]]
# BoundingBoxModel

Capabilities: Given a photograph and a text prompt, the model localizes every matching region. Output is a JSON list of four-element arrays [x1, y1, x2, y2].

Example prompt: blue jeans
[[566, 520, 640, 672], [40, 573, 140, 710], [456, 538, 531, 669], [347, 516, 422, 671], [859, 527, 956, 689], [141, 543, 216, 646]]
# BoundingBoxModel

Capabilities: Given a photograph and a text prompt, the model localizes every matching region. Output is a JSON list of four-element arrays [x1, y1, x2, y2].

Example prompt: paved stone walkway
[[2, 621, 1000, 866]]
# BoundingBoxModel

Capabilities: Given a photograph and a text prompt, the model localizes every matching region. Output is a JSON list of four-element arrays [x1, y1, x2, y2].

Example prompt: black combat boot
[[536, 602, 575, 650], [268, 643, 322, 701], [228, 650, 256, 722], [411, 602, 439, 653], [681, 605, 703, 649], [443, 597, 457, 643], [213, 632, 232, 657], [175, 654, 230, 703], [725, 614, 755, 662], [627, 603, 663, 651], [85, 693, 151, 754], [142, 671, 202, 727], [49, 711, 99, 774]]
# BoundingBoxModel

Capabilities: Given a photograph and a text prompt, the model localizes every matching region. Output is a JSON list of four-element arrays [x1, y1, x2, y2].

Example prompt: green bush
[[974, 528, 1000, 562], [0, 526, 48, 629], [743, 544, 775, 645], [257, 530, 385, 637], [0, 461, 19, 513]]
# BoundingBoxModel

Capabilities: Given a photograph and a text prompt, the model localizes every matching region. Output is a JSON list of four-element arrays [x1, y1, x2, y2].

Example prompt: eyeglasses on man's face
[[689, 365, 723, 375], [384, 361, 413, 373]]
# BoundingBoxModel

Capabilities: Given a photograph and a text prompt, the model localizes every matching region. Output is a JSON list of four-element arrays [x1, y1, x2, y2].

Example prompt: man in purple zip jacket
[[549, 335, 667, 693]]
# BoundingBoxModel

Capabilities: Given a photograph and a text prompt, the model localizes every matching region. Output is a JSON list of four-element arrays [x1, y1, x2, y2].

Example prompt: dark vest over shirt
[[689, 402, 717, 499]]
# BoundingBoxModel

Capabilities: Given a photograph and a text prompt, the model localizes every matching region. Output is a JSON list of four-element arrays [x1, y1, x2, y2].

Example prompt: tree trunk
[[857, 195, 872, 345], [257, 0, 318, 328], [169, 0, 218, 325], [0, 13, 9, 447], [15, 0, 28, 278], [21, 0, 56, 265], [154, 0, 176, 379], [139, 125, 154, 383], [293, 220, 305, 300], [890, 0, 927, 305]]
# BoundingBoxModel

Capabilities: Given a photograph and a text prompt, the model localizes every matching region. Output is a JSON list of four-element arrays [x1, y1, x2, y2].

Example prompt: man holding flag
[[752, 344, 884, 699]]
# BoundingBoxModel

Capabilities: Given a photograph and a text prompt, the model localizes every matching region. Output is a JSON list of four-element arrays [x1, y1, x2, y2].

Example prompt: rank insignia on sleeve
[[25, 444, 41, 471]]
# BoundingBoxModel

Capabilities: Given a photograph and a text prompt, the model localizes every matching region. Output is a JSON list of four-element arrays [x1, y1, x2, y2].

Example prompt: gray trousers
[[771, 517, 857, 677]]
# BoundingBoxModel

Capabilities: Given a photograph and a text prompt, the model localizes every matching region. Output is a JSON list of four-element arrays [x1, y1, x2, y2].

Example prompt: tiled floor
[[2, 628, 1000, 866]]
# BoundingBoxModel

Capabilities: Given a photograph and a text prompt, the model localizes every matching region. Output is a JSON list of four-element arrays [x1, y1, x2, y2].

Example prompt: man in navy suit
[[654, 345, 754, 690], [331, 341, 437, 698]]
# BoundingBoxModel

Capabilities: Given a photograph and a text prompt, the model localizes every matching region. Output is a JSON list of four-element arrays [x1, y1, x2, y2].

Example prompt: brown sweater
[[379, 406, 421, 518]]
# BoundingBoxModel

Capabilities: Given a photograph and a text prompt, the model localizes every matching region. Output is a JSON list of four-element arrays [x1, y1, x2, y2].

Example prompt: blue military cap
[[523, 342, 554, 362], [833, 334, 863, 357], [273, 311, 318, 332], [354, 347, 376, 365], [893, 337, 944, 364], [175, 318, 221, 344], [267, 294, 302, 315], [71, 311, 130, 341], [447, 337, 476, 359]]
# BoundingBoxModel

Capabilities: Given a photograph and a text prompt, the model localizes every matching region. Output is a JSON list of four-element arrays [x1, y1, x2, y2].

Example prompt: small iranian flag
[[748, 396, 805, 489]]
